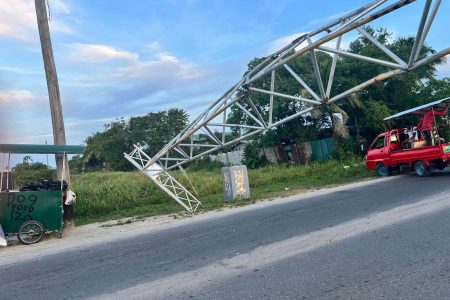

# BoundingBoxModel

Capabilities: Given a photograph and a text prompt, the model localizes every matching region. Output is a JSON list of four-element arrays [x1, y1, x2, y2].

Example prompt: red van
[[366, 96, 450, 177], [366, 128, 450, 176]]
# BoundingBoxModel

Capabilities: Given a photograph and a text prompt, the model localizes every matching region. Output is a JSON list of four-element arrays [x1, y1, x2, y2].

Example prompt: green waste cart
[[0, 143, 85, 245], [0, 190, 63, 244]]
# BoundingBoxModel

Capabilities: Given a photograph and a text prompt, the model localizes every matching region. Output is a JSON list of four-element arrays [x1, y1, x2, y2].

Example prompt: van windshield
[[371, 135, 385, 150]]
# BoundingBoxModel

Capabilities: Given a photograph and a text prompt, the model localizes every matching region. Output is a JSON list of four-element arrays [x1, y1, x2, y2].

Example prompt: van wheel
[[376, 163, 390, 177], [414, 161, 431, 177]]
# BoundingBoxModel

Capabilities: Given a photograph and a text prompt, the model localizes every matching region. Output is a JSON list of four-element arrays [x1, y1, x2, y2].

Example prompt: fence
[[210, 138, 335, 165], [310, 138, 334, 161]]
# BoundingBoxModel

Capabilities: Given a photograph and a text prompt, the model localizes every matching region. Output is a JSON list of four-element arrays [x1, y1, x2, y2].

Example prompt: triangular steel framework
[[124, 145, 201, 212], [126, 0, 449, 212]]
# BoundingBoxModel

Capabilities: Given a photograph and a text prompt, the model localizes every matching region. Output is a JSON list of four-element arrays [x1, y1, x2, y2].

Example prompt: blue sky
[[0, 0, 449, 160]]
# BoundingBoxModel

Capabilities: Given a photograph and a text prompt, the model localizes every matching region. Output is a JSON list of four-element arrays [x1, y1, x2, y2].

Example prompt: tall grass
[[72, 158, 373, 225]]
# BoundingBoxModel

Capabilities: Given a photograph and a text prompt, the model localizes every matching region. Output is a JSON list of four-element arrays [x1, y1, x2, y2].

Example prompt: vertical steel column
[[269, 70, 275, 124], [408, 0, 432, 67], [326, 36, 342, 99]]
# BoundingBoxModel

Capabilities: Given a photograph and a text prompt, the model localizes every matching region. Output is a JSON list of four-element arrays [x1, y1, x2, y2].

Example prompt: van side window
[[371, 136, 385, 149]]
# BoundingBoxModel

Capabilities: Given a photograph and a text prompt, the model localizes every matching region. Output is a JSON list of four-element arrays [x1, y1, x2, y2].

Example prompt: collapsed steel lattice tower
[[125, 0, 449, 212]]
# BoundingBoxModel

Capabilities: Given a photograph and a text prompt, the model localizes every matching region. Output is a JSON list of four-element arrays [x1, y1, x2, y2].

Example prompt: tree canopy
[[71, 108, 189, 172]]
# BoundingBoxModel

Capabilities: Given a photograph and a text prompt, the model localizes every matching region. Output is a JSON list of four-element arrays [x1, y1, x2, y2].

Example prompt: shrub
[[187, 157, 224, 171], [242, 141, 269, 169], [329, 138, 361, 162]]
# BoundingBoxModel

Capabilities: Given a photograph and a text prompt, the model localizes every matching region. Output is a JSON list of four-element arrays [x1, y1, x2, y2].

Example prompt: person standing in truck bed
[[417, 108, 448, 146]]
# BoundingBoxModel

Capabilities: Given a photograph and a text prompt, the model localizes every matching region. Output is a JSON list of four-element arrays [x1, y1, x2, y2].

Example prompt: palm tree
[[22, 156, 33, 164], [344, 94, 365, 144]]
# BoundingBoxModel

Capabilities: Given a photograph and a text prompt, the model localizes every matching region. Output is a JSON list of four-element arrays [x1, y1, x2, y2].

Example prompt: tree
[[22, 156, 33, 164], [84, 119, 130, 171], [129, 108, 188, 157], [362, 100, 392, 134], [342, 94, 365, 143], [335, 27, 444, 141], [73, 108, 189, 172]]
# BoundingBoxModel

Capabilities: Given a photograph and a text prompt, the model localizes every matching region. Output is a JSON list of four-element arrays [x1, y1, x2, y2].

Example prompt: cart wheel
[[17, 221, 45, 245], [414, 161, 431, 177]]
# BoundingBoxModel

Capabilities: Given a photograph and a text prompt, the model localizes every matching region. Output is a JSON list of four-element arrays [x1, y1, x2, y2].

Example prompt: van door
[[367, 134, 388, 169]]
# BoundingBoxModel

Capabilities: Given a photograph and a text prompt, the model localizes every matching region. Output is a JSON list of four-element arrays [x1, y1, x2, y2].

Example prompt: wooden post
[[35, 0, 73, 226]]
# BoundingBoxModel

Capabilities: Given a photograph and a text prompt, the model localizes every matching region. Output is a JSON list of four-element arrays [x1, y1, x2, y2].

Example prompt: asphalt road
[[1, 171, 450, 299]]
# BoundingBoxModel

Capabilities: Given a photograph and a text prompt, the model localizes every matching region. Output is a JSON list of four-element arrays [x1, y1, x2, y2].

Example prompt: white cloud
[[2, 133, 54, 144], [111, 52, 205, 81], [266, 32, 349, 56], [0, 66, 41, 75], [69, 43, 139, 63], [302, 12, 347, 30], [146, 41, 162, 52], [0, 90, 45, 107], [50, 0, 70, 14], [46, 41, 218, 124], [65, 117, 116, 128], [67, 43, 208, 104], [267, 32, 306, 55], [0, 0, 72, 41], [0, 0, 37, 40], [436, 55, 450, 77], [50, 19, 73, 34]]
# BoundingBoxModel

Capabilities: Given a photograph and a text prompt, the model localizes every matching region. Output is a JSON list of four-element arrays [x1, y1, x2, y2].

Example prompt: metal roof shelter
[[0, 144, 84, 154], [384, 96, 450, 120], [0, 144, 84, 191]]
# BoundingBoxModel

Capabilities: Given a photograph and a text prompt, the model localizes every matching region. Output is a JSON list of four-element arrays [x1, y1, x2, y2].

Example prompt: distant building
[[210, 140, 249, 165]]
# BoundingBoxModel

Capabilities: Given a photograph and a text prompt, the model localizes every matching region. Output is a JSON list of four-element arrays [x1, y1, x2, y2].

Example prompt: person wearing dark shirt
[[417, 108, 448, 146]]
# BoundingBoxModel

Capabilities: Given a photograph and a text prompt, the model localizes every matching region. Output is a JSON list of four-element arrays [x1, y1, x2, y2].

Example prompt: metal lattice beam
[[126, 0, 449, 212], [124, 145, 201, 213]]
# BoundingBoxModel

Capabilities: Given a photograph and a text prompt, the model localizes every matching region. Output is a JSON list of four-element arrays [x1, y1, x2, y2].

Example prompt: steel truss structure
[[125, 0, 449, 212]]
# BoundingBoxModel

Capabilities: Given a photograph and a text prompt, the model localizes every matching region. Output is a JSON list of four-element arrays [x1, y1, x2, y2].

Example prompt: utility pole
[[35, 0, 73, 226]]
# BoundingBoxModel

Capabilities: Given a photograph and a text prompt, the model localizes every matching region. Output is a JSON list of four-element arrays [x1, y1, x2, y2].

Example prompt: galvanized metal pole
[[35, 0, 72, 225]]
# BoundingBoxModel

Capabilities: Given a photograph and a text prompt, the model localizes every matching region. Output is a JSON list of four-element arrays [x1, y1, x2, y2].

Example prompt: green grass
[[72, 158, 374, 225]]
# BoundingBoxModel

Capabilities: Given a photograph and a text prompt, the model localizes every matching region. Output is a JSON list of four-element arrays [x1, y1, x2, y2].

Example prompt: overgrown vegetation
[[242, 141, 270, 169], [186, 157, 224, 171], [72, 157, 372, 225]]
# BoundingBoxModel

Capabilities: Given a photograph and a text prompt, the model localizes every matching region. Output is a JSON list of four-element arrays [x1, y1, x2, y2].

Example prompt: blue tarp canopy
[[384, 96, 450, 120], [0, 144, 85, 154]]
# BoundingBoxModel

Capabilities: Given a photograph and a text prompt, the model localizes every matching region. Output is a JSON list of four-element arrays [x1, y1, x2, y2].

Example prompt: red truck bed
[[390, 143, 450, 167]]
